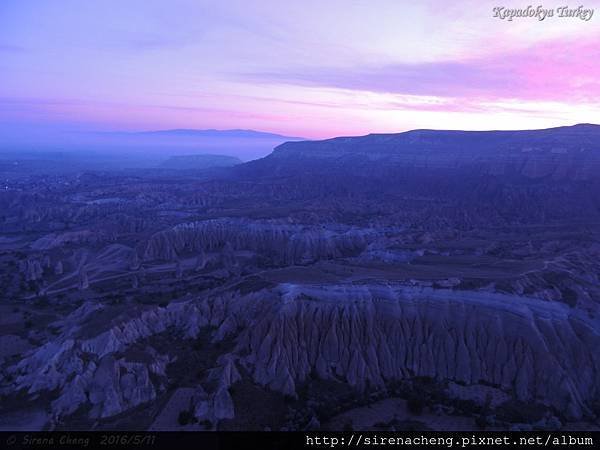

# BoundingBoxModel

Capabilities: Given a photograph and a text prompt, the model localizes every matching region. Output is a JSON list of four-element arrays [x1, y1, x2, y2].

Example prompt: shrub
[[406, 395, 425, 415], [177, 410, 194, 426], [475, 415, 487, 429], [560, 287, 578, 307], [199, 419, 212, 429], [496, 400, 546, 423]]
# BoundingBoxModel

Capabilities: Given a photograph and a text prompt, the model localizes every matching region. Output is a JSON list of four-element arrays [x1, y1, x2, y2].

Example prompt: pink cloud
[[243, 35, 600, 104]]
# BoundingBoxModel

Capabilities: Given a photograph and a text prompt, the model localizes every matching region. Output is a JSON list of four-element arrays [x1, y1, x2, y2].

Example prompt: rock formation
[[5, 283, 599, 426], [143, 219, 371, 265]]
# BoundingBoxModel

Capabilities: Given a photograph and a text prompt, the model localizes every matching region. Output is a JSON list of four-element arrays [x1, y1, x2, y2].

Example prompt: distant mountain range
[[104, 129, 304, 141], [81, 128, 305, 161], [0, 128, 305, 162]]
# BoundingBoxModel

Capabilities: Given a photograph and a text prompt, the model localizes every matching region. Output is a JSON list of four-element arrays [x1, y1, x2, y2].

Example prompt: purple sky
[[1, 0, 599, 141]]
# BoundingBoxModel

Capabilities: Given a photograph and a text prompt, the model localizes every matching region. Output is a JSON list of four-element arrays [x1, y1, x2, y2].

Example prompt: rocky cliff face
[[235, 285, 600, 419], [143, 219, 372, 264], [5, 283, 599, 427], [7, 302, 199, 423]]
